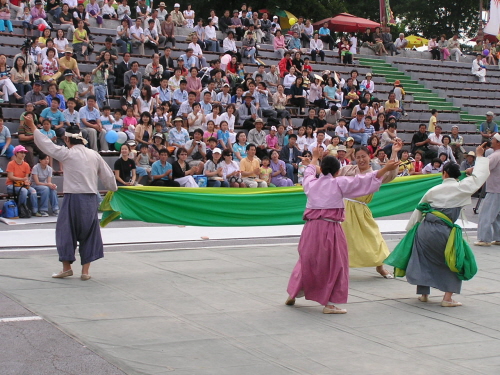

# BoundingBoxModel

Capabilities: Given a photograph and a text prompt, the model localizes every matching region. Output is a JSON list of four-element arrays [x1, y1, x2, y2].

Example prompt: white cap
[[174, 3, 180, 7], [270, 126, 277, 131], [212, 148, 222, 154], [273, 16, 278, 19], [286, 125, 293, 131], [486, 111, 495, 116], [493, 133, 500, 142]]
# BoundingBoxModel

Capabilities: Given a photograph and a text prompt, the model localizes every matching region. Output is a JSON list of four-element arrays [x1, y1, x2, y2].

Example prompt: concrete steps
[[359, 57, 486, 129]]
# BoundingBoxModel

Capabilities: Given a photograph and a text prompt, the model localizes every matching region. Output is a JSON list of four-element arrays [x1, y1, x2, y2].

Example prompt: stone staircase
[[358, 57, 483, 127]]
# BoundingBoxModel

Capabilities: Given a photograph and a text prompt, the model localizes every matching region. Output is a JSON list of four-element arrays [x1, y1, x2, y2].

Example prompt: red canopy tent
[[313, 13, 381, 33], [470, 34, 499, 44]]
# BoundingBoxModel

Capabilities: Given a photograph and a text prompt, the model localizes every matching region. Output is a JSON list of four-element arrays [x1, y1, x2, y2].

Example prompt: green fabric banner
[[100, 174, 448, 227]]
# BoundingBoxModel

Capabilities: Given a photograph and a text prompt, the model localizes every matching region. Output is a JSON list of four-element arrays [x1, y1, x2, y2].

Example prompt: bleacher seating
[[0, 17, 493, 194]]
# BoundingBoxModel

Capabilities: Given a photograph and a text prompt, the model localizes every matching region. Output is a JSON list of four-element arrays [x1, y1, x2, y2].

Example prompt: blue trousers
[[0, 142, 14, 158], [285, 163, 295, 182], [0, 19, 13, 33], [33, 185, 59, 212], [6, 185, 38, 212], [207, 180, 229, 187], [56, 193, 103, 265], [116, 39, 132, 54], [351, 133, 368, 146]]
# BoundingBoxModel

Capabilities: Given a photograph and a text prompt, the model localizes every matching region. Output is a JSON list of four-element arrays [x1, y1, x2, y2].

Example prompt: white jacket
[[406, 157, 490, 230]]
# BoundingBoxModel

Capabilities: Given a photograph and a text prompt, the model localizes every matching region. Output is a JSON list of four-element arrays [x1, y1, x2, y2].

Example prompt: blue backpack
[[2, 199, 19, 219]]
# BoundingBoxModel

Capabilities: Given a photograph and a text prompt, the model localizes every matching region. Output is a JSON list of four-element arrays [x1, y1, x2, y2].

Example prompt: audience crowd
[[0, 1, 495, 217]]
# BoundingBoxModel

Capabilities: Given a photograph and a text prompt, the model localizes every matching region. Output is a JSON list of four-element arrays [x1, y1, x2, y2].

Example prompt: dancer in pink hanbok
[[286, 147, 399, 314]]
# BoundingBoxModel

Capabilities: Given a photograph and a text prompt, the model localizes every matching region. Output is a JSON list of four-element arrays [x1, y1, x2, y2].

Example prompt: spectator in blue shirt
[[171, 79, 188, 115], [319, 22, 335, 50], [79, 95, 109, 152], [217, 121, 231, 150], [150, 149, 181, 186], [40, 119, 57, 143], [289, 31, 301, 52], [158, 76, 171, 104], [179, 48, 198, 69], [169, 117, 190, 149], [0, 116, 14, 159], [349, 110, 368, 146], [46, 83, 67, 110], [40, 97, 65, 138], [364, 116, 376, 138], [200, 91, 213, 114]]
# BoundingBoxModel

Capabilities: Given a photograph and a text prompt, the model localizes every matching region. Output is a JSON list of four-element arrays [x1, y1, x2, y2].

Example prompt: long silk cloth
[[100, 173, 452, 227], [384, 202, 478, 281]]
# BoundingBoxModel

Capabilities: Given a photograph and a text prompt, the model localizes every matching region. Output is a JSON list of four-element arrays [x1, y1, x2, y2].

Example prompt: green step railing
[[358, 57, 483, 124]]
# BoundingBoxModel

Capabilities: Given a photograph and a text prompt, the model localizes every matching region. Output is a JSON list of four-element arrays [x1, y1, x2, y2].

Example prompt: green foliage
[[340, 0, 480, 38], [150, 0, 479, 38], [391, 0, 480, 38]]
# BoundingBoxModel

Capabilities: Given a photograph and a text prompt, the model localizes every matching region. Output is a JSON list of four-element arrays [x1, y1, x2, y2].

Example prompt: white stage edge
[[0, 219, 478, 249]]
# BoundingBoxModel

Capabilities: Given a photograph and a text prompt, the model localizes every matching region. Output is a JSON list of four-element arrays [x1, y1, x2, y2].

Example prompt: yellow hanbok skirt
[[341, 193, 390, 268]]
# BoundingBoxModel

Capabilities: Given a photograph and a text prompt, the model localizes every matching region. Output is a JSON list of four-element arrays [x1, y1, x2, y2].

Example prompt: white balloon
[[116, 131, 127, 144], [221, 54, 231, 65]]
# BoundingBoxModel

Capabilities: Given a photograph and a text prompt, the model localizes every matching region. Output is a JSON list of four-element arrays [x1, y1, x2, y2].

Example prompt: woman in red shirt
[[367, 135, 380, 159], [412, 150, 424, 175]]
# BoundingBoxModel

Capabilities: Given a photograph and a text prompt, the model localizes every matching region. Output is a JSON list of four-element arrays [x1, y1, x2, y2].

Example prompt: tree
[[391, 0, 480, 38], [336, 0, 480, 38]]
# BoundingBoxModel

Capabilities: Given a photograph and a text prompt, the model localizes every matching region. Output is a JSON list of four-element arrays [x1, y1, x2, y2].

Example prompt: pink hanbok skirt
[[287, 208, 349, 305]]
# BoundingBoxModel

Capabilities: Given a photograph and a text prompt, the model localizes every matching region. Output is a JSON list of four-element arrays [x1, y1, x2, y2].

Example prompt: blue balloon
[[483, 49, 490, 56], [105, 131, 118, 143]]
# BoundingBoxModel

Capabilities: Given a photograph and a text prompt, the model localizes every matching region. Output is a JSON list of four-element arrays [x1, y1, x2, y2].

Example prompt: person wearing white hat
[[24, 116, 116, 280], [156, 2, 168, 22], [476, 133, 500, 246], [170, 3, 186, 27], [479, 111, 498, 142], [270, 15, 281, 36], [247, 117, 268, 159], [460, 151, 476, 173], [203, 148, 230, 187], [360, 72, 375, 94]]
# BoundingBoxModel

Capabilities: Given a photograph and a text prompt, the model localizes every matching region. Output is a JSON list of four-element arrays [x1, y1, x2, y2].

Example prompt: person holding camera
[[144, 53, 164, 88], [185, 128, 206, 168], [92, 53, 115, 105]]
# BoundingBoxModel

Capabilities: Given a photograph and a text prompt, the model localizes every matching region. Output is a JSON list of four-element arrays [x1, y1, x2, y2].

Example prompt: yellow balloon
[[289, 17, 296, 26]]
